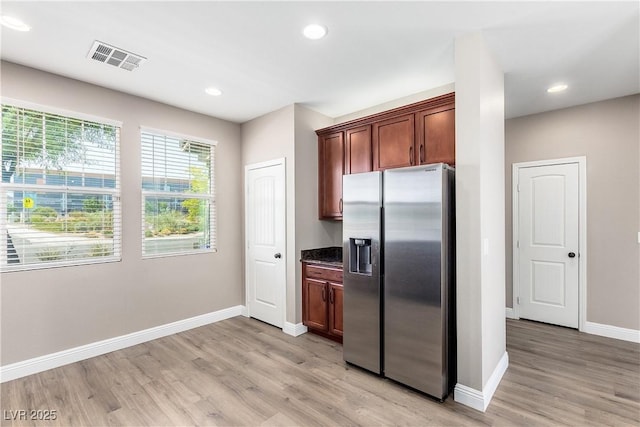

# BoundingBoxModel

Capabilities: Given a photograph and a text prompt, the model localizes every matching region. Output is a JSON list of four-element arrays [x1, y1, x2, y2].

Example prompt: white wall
[[0, 61, 244, 365], [454, 32, 506, 411]]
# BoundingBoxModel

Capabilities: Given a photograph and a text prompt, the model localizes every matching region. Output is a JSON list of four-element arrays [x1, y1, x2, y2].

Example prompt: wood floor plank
[[1, 317, 638, 426]]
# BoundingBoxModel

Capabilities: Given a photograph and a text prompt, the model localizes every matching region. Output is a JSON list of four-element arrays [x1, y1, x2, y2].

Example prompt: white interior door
[[245, 159, 286, 328], [517, 162, 579, 328]]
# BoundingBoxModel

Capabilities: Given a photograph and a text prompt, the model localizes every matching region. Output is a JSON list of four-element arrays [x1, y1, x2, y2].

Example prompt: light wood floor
[[1, 318, 639, 426]]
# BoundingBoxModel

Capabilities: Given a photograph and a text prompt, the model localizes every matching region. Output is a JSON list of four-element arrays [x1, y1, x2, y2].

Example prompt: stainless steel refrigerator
[[342, 163, 455, 400]]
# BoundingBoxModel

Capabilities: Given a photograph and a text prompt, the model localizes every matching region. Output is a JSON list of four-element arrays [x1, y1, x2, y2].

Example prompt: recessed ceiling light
[[547, 84, 568, 93], [205, 87, 222, 96], [0, 15, 30, 32], [303, 24, 327, 40]]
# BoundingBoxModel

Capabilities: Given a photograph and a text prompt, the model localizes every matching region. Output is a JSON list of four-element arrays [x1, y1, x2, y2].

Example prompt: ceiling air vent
[[87, 40, 146, 71]]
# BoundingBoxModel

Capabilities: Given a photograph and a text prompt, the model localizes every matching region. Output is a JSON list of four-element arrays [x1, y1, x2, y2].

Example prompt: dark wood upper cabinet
[[318, 131, 344, 219], [316, 93, 455, 221], [372, 113, 415, 171], [416, 106, 455, 166], [345, 125, 372, 174]]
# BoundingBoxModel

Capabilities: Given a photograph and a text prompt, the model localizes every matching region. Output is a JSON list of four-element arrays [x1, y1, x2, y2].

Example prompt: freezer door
[[343, 171, 382, 374], [383, 164, 451, 398]]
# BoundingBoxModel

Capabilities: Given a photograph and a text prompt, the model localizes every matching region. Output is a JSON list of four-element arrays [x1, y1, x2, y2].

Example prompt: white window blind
[[140, 130, 216, 257], [1, 103, 121, 271]]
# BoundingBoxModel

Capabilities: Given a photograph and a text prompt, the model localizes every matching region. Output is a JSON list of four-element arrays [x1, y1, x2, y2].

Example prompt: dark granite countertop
[[300, 246, 343, 267]]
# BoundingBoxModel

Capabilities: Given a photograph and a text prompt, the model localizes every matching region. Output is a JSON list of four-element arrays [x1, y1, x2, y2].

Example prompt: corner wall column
[[454, 31, 507, 412]]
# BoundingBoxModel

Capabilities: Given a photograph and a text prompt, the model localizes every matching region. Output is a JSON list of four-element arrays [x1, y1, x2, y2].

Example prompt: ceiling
[[1, 2, 638, 123]]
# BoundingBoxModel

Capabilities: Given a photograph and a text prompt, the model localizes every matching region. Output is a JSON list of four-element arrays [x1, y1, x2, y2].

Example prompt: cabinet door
[[303, 279, 328, 331], [318, 132, 345, 219], [372, 114, 415, 171], [345, 126, 372, 174], [416, 107, 455, 165], [328, 283, 344, 337]]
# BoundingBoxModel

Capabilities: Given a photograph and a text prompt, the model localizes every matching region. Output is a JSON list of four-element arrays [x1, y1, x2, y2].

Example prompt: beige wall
[[334, 83, 455, 124], [505, 94, 640, 330], [0, 61, 244, 365]]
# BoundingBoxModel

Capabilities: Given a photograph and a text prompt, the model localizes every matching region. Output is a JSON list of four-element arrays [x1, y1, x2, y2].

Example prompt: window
[[1, 103, 121, 271], [140, 129, 216, 257]]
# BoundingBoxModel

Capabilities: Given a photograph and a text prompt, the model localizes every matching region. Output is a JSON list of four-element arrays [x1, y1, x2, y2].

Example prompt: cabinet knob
[[409, 146, 414, 165], [329, 287, 335, 304], [419, 144, 424, 164], [322, 287, 326, 301]]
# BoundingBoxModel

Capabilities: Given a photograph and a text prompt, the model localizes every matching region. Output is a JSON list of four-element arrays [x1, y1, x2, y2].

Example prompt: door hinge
[[517, 297, 520, 305], [516, 240, 519, 248], [517, 184, 520, 192]]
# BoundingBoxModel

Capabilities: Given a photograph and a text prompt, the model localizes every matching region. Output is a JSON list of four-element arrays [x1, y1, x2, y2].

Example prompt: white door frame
[[512, 156, 587, 331], [244, 157, 287, 329]]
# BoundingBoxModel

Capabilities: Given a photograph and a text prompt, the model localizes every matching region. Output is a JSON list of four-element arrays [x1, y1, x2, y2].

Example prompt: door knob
[[568, 252, 576, 258], [274, 253, 282, 259]]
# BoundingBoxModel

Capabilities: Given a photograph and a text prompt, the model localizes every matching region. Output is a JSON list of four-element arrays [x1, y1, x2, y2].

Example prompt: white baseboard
[[506, 309, 638, 343], [482, 351, 509, 409], [283, 322, 308, 337], [454, 351, 509, 412], [0, 305, 245, 383], [454, 383, 485, 412], [583, 321, 640, 343]]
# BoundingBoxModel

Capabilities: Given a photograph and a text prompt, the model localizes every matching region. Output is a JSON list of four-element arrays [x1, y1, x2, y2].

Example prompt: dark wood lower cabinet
[[328, 283, 343, 337], [302, 262, 343, 343], [304, 278, 329, 331]]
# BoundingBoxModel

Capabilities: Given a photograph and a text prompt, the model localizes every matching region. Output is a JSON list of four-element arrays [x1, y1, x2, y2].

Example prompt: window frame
[[139, 126, 217, 259], [0, 98, 122, 272]]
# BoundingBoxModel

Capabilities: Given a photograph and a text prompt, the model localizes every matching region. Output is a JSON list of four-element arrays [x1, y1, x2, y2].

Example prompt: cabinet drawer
[[305, 264, 343, 283]]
